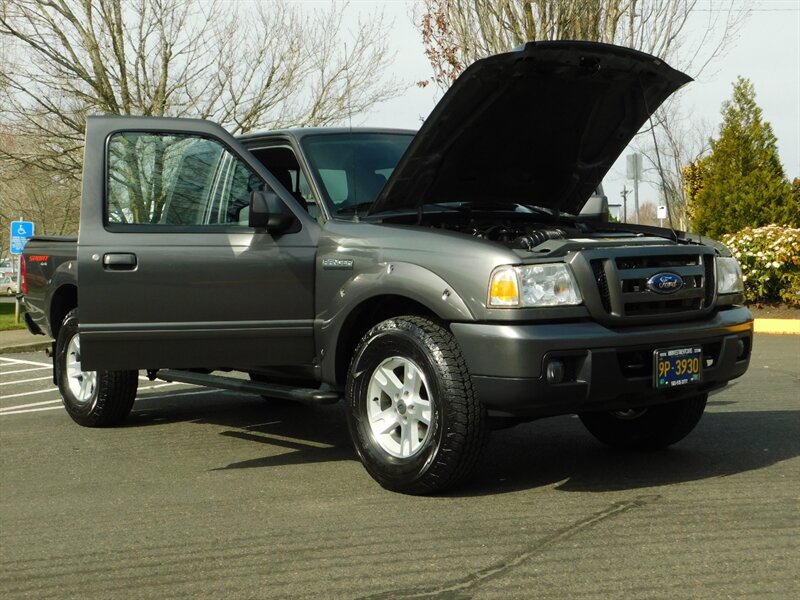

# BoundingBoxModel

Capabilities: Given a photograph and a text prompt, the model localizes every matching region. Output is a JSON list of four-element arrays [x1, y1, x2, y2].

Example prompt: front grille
[[577, 247, 716, 324], [591, 260, 612, 313], [624, 297, 702, 316], [615, 255, 699, 269]]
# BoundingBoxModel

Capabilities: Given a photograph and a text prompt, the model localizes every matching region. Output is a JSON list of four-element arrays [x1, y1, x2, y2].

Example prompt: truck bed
[[22, 236, 77, 337]]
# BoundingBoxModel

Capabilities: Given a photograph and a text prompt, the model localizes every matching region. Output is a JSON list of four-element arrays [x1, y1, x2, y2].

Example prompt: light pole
[[626, 153, 642, 224], [620, 185, 630, 222]]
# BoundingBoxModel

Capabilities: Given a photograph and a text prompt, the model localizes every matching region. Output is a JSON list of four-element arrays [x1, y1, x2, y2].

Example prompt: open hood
[[368, 41, 691, 216]]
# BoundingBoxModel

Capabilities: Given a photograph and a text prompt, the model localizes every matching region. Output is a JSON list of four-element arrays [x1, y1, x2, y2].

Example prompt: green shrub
[[721, 225, 800, 306]]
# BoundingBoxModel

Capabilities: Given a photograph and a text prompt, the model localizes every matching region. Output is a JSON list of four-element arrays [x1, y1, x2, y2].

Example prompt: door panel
[[78, 117, 317, 371]]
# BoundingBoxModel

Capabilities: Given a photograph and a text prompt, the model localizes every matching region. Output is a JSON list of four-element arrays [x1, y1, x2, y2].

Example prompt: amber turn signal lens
[[489, 268, 519, 306]]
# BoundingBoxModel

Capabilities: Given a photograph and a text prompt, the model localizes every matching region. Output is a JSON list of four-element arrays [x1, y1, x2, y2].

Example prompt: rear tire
[[345, 316, 487, 494], [579, 394, 708, 450], [55, 309, 138, 427]]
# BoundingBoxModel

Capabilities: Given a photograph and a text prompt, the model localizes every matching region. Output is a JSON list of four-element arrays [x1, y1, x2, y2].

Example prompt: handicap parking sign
[[10, 221, 35, 254]]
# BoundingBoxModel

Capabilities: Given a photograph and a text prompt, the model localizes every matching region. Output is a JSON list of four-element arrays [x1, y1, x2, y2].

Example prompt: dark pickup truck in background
[[21, 41, 753, 494]]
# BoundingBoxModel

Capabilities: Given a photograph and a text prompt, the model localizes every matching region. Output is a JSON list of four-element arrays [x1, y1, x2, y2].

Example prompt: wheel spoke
[[399, 420, 419, 455], [399, 422, 409, 455], [85, 373, 96, 396], [408, 420, 420, 452], [67, 358, 81, 379], [375, 365, 403, 398], [414, 400, 431, 425], [404, 367, 424, 398], [371, 407, 400, 434]]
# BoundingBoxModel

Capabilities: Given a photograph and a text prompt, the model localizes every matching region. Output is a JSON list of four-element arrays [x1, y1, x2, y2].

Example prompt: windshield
[[301, 133, 413, 216]]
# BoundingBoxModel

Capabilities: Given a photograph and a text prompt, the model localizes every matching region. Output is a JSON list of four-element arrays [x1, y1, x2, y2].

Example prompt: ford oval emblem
[[647, 272, 684, 294]]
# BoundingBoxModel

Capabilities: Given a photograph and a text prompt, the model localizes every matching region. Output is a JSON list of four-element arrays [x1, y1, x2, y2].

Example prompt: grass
[[0, 301, 27, 331]]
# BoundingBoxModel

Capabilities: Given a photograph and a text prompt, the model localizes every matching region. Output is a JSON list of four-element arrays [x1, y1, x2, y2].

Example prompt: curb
[[753, 319, 800, 335], [0, 339, 53, 354]]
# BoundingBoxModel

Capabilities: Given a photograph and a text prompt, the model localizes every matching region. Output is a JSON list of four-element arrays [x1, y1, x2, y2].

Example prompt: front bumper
[[450, 307, 753, 418]]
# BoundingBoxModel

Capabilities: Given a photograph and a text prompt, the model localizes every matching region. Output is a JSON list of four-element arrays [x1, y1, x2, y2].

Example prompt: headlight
[[489, 264, 582, 307], [716, 256, 744, 294]]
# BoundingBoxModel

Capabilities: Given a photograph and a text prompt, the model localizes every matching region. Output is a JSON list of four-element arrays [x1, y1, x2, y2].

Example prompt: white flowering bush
[[721, 225, 800, 306]]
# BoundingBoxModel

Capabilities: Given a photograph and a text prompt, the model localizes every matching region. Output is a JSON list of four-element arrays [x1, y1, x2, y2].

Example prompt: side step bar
[[156, 370, 340, 405]]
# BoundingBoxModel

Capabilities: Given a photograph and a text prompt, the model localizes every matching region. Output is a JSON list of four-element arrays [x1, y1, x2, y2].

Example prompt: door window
[[249, 146, 320, 219], [106, 132, 258, 227]]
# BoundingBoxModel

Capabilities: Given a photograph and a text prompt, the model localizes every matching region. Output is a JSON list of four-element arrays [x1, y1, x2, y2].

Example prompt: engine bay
[[371, 202, 698, 253], [381, 210, 612, 250], [432, 219, 572, 251]]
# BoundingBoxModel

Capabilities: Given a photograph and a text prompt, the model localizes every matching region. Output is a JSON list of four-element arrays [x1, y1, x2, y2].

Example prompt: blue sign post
[[10, 221, 35, 255], [9, 221, 34, 322]]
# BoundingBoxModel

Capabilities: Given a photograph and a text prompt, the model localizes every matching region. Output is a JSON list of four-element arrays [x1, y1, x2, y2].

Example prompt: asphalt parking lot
[[1, 334, 798, 599]]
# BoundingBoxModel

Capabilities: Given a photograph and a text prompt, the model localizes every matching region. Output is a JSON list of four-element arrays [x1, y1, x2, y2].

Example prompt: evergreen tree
[[689, 77, 796, 238]]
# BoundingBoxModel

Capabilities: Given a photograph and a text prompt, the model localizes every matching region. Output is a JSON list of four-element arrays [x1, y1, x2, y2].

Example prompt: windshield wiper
[[419, 201, 555, 215], [336, 201, 376, 215], [417, 202, 464, 212]]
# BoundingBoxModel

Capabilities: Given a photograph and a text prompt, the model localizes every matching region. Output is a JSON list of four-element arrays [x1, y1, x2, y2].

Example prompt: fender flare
[[316, 261, 474, 383], [45, 260, 78, 338]]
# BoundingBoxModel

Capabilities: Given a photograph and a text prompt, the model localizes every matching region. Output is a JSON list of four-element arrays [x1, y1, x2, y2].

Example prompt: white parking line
[[0, 399, 62, 412], [1, 389, 217, 416], [137, 377, 182, 389], [1, 382, 195, 402], [1, 388, 56, 400], [0, 357, 51, 367], [0, 373, 214, 416], [0, 405, 63, 416], [136, 383, 195, 394], [0, 366, 51, 376], [0, 375, 53, 386]]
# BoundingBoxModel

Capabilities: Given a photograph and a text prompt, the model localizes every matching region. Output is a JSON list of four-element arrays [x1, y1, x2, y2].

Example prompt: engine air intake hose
[[511, 228, 566, 250]]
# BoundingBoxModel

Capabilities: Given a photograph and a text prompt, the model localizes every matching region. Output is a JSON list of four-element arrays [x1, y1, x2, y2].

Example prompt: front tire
[[55, 309, 139, 427], [345, 316, 486, 494], [579, 394, 708, 450]]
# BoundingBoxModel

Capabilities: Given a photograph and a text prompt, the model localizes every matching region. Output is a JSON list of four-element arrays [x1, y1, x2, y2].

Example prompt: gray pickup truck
[[21, 41, 753, 494]]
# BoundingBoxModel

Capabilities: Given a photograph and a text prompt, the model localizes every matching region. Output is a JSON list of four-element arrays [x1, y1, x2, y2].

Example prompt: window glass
[[297, 170, 313, 202], [250, 145, 318, 216], [106, 132, 257, 227], [301, 133, 413, 215], [318, 169, 349, 203]]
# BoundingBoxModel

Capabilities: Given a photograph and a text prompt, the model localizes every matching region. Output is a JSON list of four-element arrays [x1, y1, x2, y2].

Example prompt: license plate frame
[[653, 346, 703, 389]]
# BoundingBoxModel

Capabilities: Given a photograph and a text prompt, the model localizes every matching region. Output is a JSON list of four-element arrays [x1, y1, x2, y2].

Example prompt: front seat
[[273, 169, 308, 211]]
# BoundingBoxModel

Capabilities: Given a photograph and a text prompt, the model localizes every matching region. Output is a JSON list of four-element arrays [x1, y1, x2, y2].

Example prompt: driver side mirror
[[579, 194, 609, 222], [249, 190, 295, 233]]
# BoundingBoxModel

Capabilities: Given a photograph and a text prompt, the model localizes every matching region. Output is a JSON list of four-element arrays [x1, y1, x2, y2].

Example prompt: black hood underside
[[369, 41, 691, 216]]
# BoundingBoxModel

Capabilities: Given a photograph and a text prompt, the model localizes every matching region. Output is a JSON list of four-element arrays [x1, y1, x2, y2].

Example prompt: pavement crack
[[358, 494, 661, 600]]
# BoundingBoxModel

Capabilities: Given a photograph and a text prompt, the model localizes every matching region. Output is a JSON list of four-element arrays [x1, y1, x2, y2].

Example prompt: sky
[[338, 0, 800, 220]]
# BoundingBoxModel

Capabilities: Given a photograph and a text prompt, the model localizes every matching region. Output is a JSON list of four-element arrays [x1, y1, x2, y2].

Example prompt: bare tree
[[0, 0, 402, 182], [638, 201, 659, 226], [417, 0, 747, 91], [0, 129, 81, 251], [414, 1, 747, 227], [636, 101, 712, 229]]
